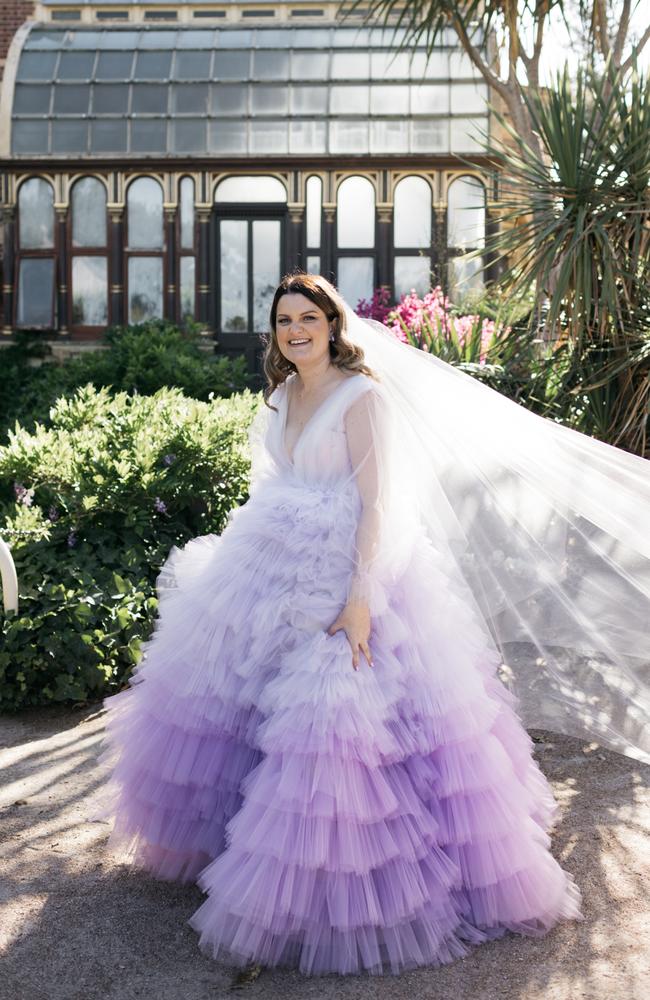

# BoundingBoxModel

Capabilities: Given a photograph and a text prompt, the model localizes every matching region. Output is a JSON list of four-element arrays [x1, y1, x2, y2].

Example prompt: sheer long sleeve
[[247, 395, 274, 495], [343, 388, 387, 605]]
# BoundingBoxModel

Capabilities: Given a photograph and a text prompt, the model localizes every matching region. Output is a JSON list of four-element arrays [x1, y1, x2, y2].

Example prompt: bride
[[95, 271, 650, 976]]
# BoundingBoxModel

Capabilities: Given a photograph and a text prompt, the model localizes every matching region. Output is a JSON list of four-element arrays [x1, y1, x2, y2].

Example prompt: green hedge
[[0, 320, 253, 439], [0, 384, 260, 710]]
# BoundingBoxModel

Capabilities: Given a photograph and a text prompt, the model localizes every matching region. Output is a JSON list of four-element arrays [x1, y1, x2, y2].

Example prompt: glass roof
[[11, 26, 489, 157]]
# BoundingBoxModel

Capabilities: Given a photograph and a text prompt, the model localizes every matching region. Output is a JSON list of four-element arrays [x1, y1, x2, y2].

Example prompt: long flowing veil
[[340, 303, 650, 765]]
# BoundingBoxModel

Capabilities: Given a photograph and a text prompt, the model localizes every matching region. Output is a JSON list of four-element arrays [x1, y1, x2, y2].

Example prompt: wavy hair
[[260, 271, 380, 412]]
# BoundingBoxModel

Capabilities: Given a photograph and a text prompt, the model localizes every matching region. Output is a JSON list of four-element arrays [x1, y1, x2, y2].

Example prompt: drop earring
[[329, 329, 335, 342]]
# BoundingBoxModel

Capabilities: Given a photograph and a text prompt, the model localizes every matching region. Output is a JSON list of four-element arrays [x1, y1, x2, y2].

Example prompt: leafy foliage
[[0, 385, 260, 710], [0, 320, 252, 440]]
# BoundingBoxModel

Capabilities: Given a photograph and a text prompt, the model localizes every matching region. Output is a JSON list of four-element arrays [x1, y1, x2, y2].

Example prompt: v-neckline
[[281, 372, 363, 466]]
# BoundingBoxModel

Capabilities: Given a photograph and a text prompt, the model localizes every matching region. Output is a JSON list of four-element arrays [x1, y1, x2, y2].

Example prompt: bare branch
[[620, 19, 650, 75]]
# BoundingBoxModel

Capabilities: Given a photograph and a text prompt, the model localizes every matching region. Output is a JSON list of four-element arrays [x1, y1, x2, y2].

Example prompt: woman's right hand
[[327, 600, 374, 671]]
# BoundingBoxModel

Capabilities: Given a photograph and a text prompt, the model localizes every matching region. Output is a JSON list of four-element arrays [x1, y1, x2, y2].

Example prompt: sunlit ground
[[1, 705, 649, 1000]]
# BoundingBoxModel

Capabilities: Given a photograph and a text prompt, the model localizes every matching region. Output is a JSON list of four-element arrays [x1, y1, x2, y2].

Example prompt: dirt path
[[1, 704, 648, 1000]]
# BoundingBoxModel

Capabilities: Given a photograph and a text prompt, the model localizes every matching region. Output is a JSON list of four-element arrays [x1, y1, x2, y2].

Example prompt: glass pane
[[370, 51, 412, 79], [172, 82, 210, 114], [411, 119, 448, 152], [291, 51, 329, 80], [71, 256, 108, 325], [180, 177, 195, 250], [176, 30, 216, 49], [332, 28, 370, 48], [253, 51, 290, 80], [72, 177, 107, 248], [337, 257, 374, 308], [449, 51, 481, 79], [91, 119, 127, 153], [17, 52, 58, 81], [450, 118, 486, 152], [410, 49, 449, 79], [394, 176, 432, 248], [215, 176, 287, 203], [447, 255, 485, 302], [180, 256, 195, 320], [135, 51, 172, 79], [292, 29, 331, 48], [13, 84, 51, 114], [215, 29, 253, 48], [250, 85, 289, 114], [138, 30, 178, 49], [451, 82, 489, 115], [127, 177, 164, 249], [447, 176, 486, 249], [331, 52, 369, 79], [370, 85, 409, 115], [13, 121, 50, 154], [96, 51, 134, 79], [252, 220, 281, 331], [17, 258, 55, 327], [131, 84, 168, 114], [208, 120, 248, 153], [174, 50, 212, 79], [330, 86, 369, 114], [171, 119, 207, 153], [411, 83, 449, 114], [210, 83, 247, 115], [58, 52, 95, 79], [128, 257, 163, 323], [249, 120, 288, 154], [220, 220, 248, 331], [213, 51, 249, 79], [289, 120, 327, 154], [19, 178, 54, 249], [130, 119, 168, 153], [306, 175, 322, 248], [329, 120, 369, 154], [23, 30, 64, 50], [394, 256, 431, 298], [337, 176, 375, 249], [306, 255, 320, 274], [369, 119, 408, 153], [53, 84, 90, 114], [93, 82, 129, 113], [290, 85, 327, 114]]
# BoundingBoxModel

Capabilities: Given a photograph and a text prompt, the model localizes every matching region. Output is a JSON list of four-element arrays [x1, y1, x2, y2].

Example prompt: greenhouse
[[0, 1, 495, 371]]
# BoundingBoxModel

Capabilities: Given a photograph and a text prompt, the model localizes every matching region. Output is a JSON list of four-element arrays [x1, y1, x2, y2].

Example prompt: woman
[[95, 272, 650, 977]]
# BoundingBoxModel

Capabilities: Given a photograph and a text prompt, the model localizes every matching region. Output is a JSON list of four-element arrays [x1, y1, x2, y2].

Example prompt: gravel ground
[[0, 704, 649, 1000]]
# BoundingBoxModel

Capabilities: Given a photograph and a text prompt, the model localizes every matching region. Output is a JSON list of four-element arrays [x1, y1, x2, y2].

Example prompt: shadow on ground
[[1, 705, 648, 1000]]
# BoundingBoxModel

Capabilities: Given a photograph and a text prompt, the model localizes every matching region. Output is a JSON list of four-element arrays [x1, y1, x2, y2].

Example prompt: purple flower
[[154, 497, 167, 514], [14, 482, 34, 507], [48, 506, 59, 522], [67, 530, 77, 548], [162, 453, 176, 467]]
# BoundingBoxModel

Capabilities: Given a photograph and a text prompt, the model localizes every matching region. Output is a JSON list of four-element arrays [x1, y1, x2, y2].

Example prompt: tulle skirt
[[94, 477, 583, 975]]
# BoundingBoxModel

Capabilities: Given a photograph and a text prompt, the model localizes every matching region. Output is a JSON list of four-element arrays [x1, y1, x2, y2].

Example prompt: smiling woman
[[96, 271, 650, 979]]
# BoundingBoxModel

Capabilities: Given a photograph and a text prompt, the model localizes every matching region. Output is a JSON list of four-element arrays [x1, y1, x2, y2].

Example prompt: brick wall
[[0, 1, 36, 81]]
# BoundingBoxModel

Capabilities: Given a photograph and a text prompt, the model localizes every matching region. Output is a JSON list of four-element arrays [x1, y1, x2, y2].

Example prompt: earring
[[329, 329, 335, 341]]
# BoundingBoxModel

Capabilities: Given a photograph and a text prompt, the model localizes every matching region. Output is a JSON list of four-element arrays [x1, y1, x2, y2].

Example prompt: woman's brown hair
[[260, 271, 379, 412]]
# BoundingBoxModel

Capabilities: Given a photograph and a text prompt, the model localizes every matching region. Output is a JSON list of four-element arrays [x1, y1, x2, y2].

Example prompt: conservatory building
[[0, 0, 497, 373]]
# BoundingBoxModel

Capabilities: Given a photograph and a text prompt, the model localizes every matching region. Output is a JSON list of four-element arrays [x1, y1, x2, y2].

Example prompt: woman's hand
[[327, 600, 374, 672]]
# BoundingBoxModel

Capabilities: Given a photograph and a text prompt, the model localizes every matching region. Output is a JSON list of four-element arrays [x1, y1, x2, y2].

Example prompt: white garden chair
[[0, 535, 18, 615]]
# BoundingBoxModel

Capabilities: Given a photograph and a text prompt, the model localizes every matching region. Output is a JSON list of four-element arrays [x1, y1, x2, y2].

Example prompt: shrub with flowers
[[0, 384, 260, 710], [384, 287, 511, 365]]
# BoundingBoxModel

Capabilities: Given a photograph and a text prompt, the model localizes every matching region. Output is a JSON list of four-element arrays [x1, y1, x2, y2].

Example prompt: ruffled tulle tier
[[95, 476, 583, 973]]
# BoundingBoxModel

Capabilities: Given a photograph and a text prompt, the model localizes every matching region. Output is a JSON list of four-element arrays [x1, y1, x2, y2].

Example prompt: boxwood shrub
[[0, 384, 260, 710]]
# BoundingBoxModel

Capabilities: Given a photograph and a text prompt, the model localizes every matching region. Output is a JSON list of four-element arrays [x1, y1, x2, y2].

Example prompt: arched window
[[305, 175, 322, 274], [447, 175, 486, 302], [126, 177, 164, 324], [214, 176, 287, 203], [336, 176, 375, 307], [393, 176, 433, 298], [179, 176, 196, 324], [16, 177, 56, 328], [70, 177, 108, 330]]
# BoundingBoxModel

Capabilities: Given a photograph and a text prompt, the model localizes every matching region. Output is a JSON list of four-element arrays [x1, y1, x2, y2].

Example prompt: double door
[[215, 209, 286, 377]]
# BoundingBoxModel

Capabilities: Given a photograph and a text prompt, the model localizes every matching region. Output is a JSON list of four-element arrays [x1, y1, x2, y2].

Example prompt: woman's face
[[274, 292, 332, 370]]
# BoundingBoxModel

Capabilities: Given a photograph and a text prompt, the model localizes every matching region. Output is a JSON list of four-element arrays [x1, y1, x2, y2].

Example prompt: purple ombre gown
[[96, 372, 583, 976]]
